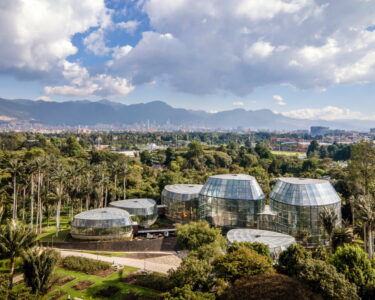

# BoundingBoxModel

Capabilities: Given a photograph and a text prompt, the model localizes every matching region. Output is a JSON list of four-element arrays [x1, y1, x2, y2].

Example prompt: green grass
[[75, 250, 129, 257], [39, 229, 70, 243], [46, 266, 158, 300], [0, 258, 23, 274], [271, 150, 306, 157]]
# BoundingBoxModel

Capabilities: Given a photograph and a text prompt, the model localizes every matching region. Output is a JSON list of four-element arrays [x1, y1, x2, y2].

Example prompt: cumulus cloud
[[273, 95, 286, 105], [108, 0, 375, 96], [0, 0, 108, 77], [44, 61, 134, 97], [117, 20, 140, 33], [232, 101, 245, 107], [282, 106, 375, 120]]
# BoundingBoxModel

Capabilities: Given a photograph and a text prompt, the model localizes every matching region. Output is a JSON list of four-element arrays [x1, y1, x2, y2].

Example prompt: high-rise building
[[310, 126, 330, 136]]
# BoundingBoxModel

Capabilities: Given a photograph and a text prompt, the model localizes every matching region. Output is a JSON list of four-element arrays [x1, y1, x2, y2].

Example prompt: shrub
[[61, 256, 112, 273], [162, 285, 216, 300], [277, 244, 310, 276], [220, 273, 322, 300], [213, 247, 273, 282], [329, 244, 375, 292], [176, 221, 226, 251], [227, 241, 272, 262]]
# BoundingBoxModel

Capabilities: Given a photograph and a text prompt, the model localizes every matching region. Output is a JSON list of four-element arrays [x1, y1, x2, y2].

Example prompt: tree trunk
[[364, 225, 367, 254], [55, 183, 62, 236], [8, 256, 15, 290], [30, 175, 34, 228], [369, 228, 373, 259], [22, 187, 26, 220], [123, 177, 126, 200], [114, 174, 117, 201], [105, 185, 108, 207], [12, 175, 17, 219], [86, 195, 89, 211]]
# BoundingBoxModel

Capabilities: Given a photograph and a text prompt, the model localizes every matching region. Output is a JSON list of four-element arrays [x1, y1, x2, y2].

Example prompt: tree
[[176, 221, 226, 251], [227, 241, 272, 262], [332, 227, 354, 250], [22, 247, 60, 296], [0, 219, 37, 290], [307, 141, 319, 158], [319, 207, 339, 247], [277, 244, 311, 276], [61, 136, 83, 157], [3, 155, 23, 219], [213, 247, 273, 282], [50, 160, 67, 235], [329, 244, 375, 291], [163, 285, 215, 300]]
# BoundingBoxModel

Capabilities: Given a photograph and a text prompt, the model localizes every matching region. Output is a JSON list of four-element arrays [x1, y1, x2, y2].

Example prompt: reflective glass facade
[[71, 207, 133, 240], [199, 174, 265, 228], [109, 199, 157, 227], [161, 184, 203, 222], [270, 178, 342, 245]]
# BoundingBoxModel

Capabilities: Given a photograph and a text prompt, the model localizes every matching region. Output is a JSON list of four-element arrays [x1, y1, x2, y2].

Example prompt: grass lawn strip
[[47, 267, 158, 300]]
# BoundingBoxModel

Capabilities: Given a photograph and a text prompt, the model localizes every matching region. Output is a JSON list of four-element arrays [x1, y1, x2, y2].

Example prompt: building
[[109, 199, 158, 227], [310, 126, 330, 136], [199, 174, 265, 228], [270, 177, 341, 245], [71, 207, 133, 240], [161, 184, 203, 222], [227, 228, 296, 256]]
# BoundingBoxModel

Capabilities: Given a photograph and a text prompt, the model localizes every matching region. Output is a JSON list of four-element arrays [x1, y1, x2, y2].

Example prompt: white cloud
[[232, 101, 245, 107], [282, 106, 375, 120], [109, 0, 375, 96], [273, 95, 286, 105], [0, 0, 108, 77], [34, 96, 52, 101], [44, 61, 134, 97], [83, 29, 110, 56], [117, 20, 140, 33]]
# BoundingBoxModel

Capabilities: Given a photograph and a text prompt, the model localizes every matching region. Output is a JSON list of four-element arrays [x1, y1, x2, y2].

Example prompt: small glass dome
[[109, 199, 157, 227], [71, 207, 133, 240]]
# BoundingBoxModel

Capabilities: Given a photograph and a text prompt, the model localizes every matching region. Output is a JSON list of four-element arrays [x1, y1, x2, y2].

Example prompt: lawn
[[271, 150, 306, 157], [47, 266, 158, 300], [76, 250, 130, 257]]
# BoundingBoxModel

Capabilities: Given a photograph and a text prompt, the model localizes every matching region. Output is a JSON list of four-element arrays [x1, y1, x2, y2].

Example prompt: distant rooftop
[[163, 184, 203, 195], [73, 207, 131, 221], [227, 229, 296, 252], [209, 174, 256, 180], [278, 177, 328, 185]]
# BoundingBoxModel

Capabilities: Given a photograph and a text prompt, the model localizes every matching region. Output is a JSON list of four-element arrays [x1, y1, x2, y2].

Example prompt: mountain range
[[0, 98, 374, 131]]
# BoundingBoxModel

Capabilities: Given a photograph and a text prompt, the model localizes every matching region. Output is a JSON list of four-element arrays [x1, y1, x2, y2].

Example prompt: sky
[[1, 0, 375, 121]]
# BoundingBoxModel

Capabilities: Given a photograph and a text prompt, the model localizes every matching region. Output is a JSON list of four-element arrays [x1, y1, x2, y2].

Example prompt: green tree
[[307, 140, 319, 158], [61, 136, 83, 157], [213, 247, 273, 282], [22, 247, 60, 296], [319, 207, 339, 247], [227, 241, 272, 262], [163, 285, 215, 300], [176, 221, 226, 251], [329, 244, 375, 290], [0, 220, 37, 290], [277, 244, 311, 276]]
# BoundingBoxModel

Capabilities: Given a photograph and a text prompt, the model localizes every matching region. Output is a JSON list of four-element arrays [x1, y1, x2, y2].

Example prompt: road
[[57, 250, 180, 274]]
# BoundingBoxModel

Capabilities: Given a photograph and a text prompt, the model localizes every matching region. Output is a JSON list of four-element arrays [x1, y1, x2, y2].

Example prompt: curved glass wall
[[71, 207, 133, 240], [270, 178, 342, 245], [161, 184, 203, 222], [109, 199, 157, 227], [199, 174, 265, 228]]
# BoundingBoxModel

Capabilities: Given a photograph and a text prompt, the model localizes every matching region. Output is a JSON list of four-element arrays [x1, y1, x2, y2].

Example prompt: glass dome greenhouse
[[109, 199, 157, 227], [199, 174, 265, 228], [71, 207, 133, 240], [270, 177, 342, 245], [161, 184, 203, 222]]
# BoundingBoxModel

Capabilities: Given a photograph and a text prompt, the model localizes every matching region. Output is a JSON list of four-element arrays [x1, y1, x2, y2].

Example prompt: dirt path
[[57, 249, 181, 274]]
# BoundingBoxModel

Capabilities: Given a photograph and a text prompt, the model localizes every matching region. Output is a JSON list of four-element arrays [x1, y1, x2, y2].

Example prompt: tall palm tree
[[319, 207, 338, 247], [50, 160, 67, 235], [22, 247, 60, 296], [355, 194, 375, 259], [0, 219, 37, 290], [3, 156, 23, 219]]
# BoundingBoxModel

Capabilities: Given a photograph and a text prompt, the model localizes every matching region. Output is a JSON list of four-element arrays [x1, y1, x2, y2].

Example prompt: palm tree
[[22, 247, 60, 296], [0, 219, 37, 290], [3, 156, 23, 219], [50, 160, 67, 235], [355, 194, 375, 259], [319, 207, 338, 247], [332, 227, 354, 250]]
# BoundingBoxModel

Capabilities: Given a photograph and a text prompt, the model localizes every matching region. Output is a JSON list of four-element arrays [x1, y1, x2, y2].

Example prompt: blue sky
[[1, 0, 375, 121]]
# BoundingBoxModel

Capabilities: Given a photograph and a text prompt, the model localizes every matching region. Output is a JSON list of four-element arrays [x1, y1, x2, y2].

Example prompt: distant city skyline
[[1, 1, 375, 121]]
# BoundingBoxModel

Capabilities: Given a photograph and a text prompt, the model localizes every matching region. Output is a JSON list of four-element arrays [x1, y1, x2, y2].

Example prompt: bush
[[162, 285, 216, 300], [329, 244, 375, 297], [61, 256, 112, 273], [220, 273, 322, 300], [176, 221, 226, 251], [277, 244, 311, 276], [227, 241, 272, 262], [213, 247, 273, 282]]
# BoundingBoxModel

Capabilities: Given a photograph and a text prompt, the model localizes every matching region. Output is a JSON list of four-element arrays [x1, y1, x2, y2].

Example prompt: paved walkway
[[57, 249, 180, 274]]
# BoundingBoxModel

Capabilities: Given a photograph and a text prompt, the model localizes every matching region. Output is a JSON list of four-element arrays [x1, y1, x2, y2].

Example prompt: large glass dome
[[71, 207, 133, 240], [109, 199, 157, 227], [161, 184, 203, 222], [270, 177, 342, 245], [199, 174, 265, 228]]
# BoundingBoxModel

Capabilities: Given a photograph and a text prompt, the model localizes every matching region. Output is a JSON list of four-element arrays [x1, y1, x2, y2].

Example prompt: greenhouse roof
[[200, 173, 265, 200], [110, 199, 156, 209], [227, 229, 296, 252], [270, 177, 341, 206], [73, 207, 131, 221], [163, 184, 203, 195]]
